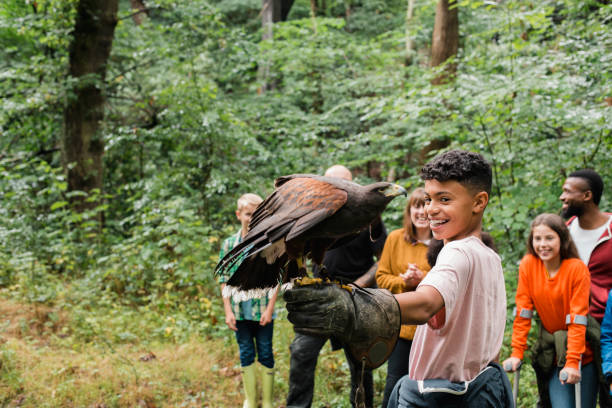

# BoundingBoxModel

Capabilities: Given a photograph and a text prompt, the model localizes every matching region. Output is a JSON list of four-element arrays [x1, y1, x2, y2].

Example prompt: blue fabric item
[[240, 299, 254, 320], [234, 320, 274, 368], [387, 362, 513, 408], [601, 289, 612, 383], [548, 363, 598, 408]]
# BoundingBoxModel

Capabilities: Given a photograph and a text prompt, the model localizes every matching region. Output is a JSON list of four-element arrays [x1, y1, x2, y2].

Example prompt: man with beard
[[560, 169, 611, 323], [560, 169, 612, 407]]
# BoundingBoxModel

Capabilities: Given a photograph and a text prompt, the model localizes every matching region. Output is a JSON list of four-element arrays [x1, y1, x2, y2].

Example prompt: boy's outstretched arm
[[396, 286, 445, 325]]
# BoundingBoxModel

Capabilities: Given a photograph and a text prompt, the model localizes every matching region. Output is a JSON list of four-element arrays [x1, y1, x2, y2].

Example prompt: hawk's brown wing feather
[[285, 182, 347, 241], [249, 177, 347, 235]]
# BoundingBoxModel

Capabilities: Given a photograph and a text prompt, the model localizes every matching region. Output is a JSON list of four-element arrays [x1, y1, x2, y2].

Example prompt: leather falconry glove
[[284, 281, 401, 369]]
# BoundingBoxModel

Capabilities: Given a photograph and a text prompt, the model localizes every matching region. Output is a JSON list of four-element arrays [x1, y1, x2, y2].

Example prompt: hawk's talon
[[340, 284, 354, 293], [292, 276, 353, 293], [294, 277, 324, 286]]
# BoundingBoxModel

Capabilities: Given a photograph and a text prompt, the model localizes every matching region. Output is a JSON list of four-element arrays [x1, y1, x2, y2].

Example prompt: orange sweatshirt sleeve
[[511, 257, 535, 360], [565, 261, 591, 369], [375, 234, 407, 294]]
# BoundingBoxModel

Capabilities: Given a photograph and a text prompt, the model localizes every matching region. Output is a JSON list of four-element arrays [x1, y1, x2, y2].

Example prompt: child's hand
[[260, 308, 273, 326], [225, 311, 237, 331], [400, 264, 424, 289]]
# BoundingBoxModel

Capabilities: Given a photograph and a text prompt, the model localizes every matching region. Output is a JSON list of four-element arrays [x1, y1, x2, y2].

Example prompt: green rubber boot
[[261, 365, 274, 408], [241, 364, 257, 408]]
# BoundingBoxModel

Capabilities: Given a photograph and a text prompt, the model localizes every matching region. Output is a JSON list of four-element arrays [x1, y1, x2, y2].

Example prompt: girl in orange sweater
[[503, 213, 597, 408], [376, 188, 432, 408]]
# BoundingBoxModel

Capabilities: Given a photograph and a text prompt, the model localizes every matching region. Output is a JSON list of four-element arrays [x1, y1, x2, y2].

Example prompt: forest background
[[0, 0, 610, 406]]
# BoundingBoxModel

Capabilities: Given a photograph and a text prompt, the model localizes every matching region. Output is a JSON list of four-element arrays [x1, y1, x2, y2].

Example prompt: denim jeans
[[381, 338, 412, 408], [286, 331, 374, 408], [387, 362, 513, 408], [548, 363, 598, 408], [234, 319, 274, 368]]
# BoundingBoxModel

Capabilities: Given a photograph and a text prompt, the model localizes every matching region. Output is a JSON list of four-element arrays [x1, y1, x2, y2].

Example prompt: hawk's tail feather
[[214, 232, 269, 275], [216, 221, 296, 278], [280, 281, 294, 292], [226, 252, 288, 291], [221, 280, 301, 301], [222, 285, 279, 302], [214, 243, 253, 276]]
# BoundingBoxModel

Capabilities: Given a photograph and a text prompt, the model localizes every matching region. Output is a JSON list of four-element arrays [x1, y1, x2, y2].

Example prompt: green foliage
[[94, 188, 219, 302], [1, 0, 609, 302], [0, 0, 77, 157], [0, 156, 102, 300], [0, 0, 610, 403], [343, 0, 408, 36], [211, 0, 261, 28], [0, 345, 24, 403]]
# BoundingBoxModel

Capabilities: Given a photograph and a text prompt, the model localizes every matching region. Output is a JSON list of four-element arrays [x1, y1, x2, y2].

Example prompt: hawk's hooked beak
[[384, 184, 408, 197]]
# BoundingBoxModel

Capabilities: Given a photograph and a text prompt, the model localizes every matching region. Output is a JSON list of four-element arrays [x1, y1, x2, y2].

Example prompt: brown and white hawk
[[215, 174, 406, 299]]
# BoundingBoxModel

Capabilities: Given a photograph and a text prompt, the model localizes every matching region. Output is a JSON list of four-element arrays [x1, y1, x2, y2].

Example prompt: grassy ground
[[0, 295, 543, 407], [0, 297, 242, 407], [0, 296, 385, 407]]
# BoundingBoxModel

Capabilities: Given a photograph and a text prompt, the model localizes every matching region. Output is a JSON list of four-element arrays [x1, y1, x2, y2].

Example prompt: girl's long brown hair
[[526, 213, 579, 261]]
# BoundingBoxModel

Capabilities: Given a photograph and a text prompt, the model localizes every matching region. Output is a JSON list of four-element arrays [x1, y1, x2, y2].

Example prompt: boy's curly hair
[[420, 150, 492, 195]]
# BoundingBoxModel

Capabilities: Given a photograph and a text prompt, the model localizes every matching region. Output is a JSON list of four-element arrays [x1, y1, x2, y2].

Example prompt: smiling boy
[[284, 150, 512, 407], [386, 150, 510, 407]]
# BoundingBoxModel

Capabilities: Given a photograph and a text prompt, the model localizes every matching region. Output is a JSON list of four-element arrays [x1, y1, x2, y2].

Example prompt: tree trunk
[[258, 0, 274, 93], [419, 0, 458, 162], [430, 0, 459, 84], [258, 0, 295, 93], [405, 0, 416, 66], [262, 0, 274, 41], [62, 0, 118, 214], [280, 0, 295, 21], [264, 0, 291, 23], [129, 0, 148, 25], [310, 0, 318, 33]]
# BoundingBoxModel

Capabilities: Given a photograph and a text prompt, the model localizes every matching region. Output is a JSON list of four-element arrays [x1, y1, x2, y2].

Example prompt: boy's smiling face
[[424, 179, 488, 243]]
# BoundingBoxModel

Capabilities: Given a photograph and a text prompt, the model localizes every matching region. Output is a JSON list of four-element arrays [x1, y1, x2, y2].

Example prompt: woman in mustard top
[[376, 187, 432, 408]]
